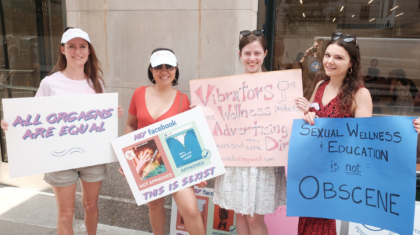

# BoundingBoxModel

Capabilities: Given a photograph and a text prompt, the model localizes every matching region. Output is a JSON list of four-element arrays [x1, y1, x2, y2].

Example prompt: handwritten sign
[[287, 117, 417, 235], [111, 107, 226, 205], [190, 70, 303, 166], [348, 202, 420, 235], [170, 187, 237, 235], [2, 93, 119, 178]]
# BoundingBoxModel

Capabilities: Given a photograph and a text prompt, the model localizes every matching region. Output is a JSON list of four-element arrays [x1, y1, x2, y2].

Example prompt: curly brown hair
[[325, 38, 364, 114]]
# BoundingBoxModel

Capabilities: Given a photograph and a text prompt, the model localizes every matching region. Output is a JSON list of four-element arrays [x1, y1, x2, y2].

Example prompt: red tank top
[[308, 80, 353, 118]]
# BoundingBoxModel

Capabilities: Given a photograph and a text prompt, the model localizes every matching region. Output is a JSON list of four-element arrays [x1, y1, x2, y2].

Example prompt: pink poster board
[[265, 206, 299, 235], [190, 70, 303, 166]]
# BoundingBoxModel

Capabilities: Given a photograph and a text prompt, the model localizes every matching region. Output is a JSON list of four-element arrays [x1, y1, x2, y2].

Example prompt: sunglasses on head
[[152, 64, 176, 71], [331, 32, 357, 45], [239, 30, 264, 41]]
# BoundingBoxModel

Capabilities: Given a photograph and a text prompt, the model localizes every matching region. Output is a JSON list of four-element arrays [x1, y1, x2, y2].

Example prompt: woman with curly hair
[[295, 32, 372, 234]]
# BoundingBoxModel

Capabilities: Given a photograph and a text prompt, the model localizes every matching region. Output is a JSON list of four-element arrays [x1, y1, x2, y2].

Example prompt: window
[[387, 0, 394, 16], [261, 0, 420, 180], [0, 0, 65, 162], [360, 5, 370, 21]]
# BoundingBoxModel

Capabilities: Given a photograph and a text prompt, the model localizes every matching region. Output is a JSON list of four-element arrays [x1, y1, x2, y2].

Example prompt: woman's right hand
[[414, 118, 420, 134], [1, 120, 9, 131], [304, 47, 314, 58], [303, 112, 316, 125]]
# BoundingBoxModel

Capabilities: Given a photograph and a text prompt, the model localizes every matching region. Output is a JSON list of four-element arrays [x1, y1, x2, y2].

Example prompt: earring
[[348, 68, 353, 74], [152, 79, 155, 84]]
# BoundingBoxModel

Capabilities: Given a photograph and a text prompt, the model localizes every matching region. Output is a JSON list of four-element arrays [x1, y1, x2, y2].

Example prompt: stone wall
[[67, 0, 258, 233]]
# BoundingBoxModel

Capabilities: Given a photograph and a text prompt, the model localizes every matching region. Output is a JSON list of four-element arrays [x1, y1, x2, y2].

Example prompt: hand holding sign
[[414, 117, 420, 133], [287, 117, 417, 235], [1, 119, 9, 131]]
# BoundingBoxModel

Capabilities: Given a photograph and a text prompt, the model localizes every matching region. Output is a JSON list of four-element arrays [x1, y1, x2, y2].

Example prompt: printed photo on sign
[[121, 136, 175, 191], [213, 204, 234, 232], [165, 124, 203, 168], [160, 122, 213, 177]]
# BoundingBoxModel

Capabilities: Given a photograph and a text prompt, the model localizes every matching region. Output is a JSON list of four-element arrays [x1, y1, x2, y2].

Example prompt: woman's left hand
[[295, 97, 310, 114], [118, 106, 124, 118], [196, 181, 208, 188], [414, 118, 420, 134]]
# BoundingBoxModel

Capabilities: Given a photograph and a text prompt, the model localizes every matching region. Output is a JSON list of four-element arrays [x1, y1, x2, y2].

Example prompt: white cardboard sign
[[348, 203, 420, 235], [3, 93, 119, 178], [111, 107, 226, 206]]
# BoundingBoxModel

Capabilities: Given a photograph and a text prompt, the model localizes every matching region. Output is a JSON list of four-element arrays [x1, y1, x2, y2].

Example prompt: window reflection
[[0, 0, 64, 162], [260, 0, 420, 173], [265, 0, 420, 117]]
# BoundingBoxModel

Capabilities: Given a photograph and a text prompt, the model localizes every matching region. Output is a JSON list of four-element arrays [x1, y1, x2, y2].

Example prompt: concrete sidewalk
[[0, 184, 152, 235]]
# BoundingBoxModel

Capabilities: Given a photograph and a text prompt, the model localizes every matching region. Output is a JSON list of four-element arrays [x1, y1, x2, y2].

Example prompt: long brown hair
[[50, 27, 104, 93], [325, 38, 363, 113], [239, 33, 267, 53]]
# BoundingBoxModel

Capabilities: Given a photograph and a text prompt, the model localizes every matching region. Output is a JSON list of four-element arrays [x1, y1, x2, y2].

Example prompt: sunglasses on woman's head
[[152, 64, 175, 72], [331, 32, 357, 45], [239, 30, 264, 41]]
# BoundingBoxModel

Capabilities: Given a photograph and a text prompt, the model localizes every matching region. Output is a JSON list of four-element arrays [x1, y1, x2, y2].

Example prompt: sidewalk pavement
[[0, 184, 152, 235]]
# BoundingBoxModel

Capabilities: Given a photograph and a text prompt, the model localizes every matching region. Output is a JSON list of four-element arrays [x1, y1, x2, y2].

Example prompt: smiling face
[[149, 64, 177, 86], [323, 43, 352, 80], [239, 40, 267, 74], [61, 37, 90, 68]]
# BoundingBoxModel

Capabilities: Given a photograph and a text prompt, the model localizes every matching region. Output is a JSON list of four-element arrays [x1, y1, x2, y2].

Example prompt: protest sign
[[170, 187, 237, 235], [348, 202, 420, 235], [111, 107, 226, 206], [2, 93, 118, 178], [190, 70, 303, 166], [287, 117, 417, 235], [265, 206, 299, 235]]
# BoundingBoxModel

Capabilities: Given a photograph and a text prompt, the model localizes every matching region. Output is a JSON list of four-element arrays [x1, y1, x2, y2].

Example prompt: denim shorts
[[44, 164, 107, 187]]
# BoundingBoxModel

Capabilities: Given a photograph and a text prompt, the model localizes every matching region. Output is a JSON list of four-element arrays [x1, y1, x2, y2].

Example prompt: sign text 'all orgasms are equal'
[[11, 108, 115, 140]]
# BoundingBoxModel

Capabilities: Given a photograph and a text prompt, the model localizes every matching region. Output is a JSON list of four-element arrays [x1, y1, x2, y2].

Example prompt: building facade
[[0, 0, 419, 234]]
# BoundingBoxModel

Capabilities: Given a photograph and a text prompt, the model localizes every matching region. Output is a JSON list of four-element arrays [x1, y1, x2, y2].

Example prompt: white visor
[[61, 28, 91, 44], [150, 50, 177, 67]]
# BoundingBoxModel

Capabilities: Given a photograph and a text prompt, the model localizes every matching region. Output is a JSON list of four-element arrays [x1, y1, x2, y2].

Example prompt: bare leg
[[80, 180, 102, 235], [236, 214, 250, 235], [53, 184, 77, 235], [172, 187, 205, 235], [147, 197, 166, 235], [246, 214, 268, 235]]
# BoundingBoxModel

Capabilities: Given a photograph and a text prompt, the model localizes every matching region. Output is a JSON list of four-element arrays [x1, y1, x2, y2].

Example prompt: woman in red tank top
[[119, 48, 206, 235], [295, 33, 373, 235]]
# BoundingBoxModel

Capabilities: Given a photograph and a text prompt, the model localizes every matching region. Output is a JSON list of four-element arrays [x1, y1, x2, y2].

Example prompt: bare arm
[[125, 114, 138, 134], [353, 88, 373, 118]]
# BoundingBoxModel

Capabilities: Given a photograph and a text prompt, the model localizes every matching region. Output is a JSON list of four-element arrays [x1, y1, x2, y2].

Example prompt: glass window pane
[[0, 0, 64, 162]]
